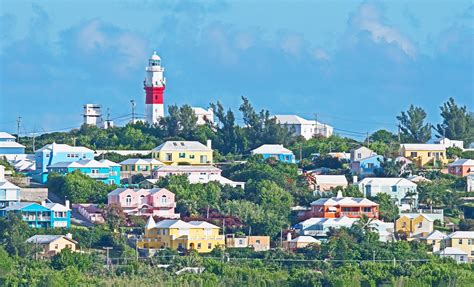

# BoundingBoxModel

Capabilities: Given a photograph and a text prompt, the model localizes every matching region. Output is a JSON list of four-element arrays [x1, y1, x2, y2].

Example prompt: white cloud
[[313, 48, 330, 61], [352, 3, 416, 58]]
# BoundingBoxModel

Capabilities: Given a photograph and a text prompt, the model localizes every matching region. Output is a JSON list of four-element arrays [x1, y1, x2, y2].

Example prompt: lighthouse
[[144, 51, 166, 125]]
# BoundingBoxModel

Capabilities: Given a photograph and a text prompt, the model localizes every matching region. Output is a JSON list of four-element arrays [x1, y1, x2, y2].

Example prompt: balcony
[[88, 173, 109, 179], [153, 203, 177, 209]]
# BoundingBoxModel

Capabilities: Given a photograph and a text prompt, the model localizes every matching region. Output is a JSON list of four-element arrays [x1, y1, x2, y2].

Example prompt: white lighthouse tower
[[144, 51, 166, 125]]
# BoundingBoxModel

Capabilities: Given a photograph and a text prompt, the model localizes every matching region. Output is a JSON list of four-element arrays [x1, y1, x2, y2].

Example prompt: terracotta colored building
[[310, 191, 379, 219], [448, 159, 474, 177]]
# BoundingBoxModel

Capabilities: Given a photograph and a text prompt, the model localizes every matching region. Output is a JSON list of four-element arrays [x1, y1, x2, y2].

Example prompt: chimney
[[286, 232, 292, 242], [336, 190, 343, 198], [206, 139, 212, 149], [41, 200, 46, 206], [65, 233, 73, 240], [353, 176, 358, 184], [65, 200, 70, 209]]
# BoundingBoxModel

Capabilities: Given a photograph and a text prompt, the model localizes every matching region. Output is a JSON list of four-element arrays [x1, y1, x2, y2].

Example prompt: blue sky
[[0, 0, 472, 140]]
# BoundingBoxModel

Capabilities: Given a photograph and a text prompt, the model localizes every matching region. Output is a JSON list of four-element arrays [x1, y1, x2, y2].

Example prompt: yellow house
[[445, 231, 474, 260], [421, 230, 447, 252], [26, 234, 77, 258], [119, 158, 164, 172], [395, 214, 434, 239], [399, 144, 447, 167], [152, 141, 213, 165], [137, 217, 224, 253]]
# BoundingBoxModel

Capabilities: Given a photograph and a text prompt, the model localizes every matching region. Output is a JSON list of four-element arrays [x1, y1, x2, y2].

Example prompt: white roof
[[119, 158, 164, 165], [448, 159, 474, 167], [273, 115, 317, 125], [26, 235, 77, 244], [0, 180, 21, 190], [99, 159, 121, 167], [188, 221, 220, 229], [436, 247, 468, 256], [399, 213, 434, 222], [400, 144, 446, 151], [311, 196, 378, 207], [447, 231, 474, 239], [145, 216, 156, 229], [313, 175, 348, 185], [36, 143, 93, 154], [424, 230, 447, 240], [251, 144, 293, 155], [149, 219, 220, 230], [0, 141, 25, 149], [152, 141, 211, 152], [191, 107, 212, 114], [407, 175, 431, 183], [156, 165, 221, 173], [290, 236, 320, 243], [48, 159, 110, 169], [358, 177, 417, 187], [0, 132, 16, 139], [44, 202, 70, 212]]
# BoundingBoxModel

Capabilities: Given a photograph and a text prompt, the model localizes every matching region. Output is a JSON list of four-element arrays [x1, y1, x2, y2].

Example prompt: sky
[[0, 0, 473, 140]]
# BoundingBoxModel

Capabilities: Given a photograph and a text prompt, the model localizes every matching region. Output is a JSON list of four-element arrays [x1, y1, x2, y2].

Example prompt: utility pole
[[314, 113, 318, 136], [299, 143, 302, 162], [398, 122, 401, 143], [130, 100, 136, 123], [366, 132, 370, 147], [103, 247, 113, 268], [16, 116, 21, 142]]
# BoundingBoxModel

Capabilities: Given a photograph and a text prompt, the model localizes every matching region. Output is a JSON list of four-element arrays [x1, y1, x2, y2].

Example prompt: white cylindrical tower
[[144, 51, 166, 125]]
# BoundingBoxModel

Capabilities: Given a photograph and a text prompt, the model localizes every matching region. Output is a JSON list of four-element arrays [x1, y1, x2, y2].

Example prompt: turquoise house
[[0, 201, 71, 228], [251, 144, 296, 164], [47, 159, 120, 185], [34, 143, 95, 183], [351, 155, 383, 178]]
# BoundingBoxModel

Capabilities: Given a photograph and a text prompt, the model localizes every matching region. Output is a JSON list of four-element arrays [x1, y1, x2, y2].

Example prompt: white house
[[192, 107, 214, 125], [273, 115, 333, 139], [0, 165, 21, 209], [436, 247, 469, 264], [358, 177, 418, 209], [153, 165, 245, 188], [435, 138, 464, 150], [309, 174, 348, 193]]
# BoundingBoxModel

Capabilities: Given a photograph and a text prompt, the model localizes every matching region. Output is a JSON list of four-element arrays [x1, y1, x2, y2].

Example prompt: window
[[179, 153, 186, 158], [200, 155, 207, 163], [459, 256, 464, 262], [45, 153, 50, 158], [238, 239, 244, 244], [55, 244, 58, 249], [417, 222, 422, 228], [391, 186, 397, 192], [402, 222, 406, 228], [459, 239, 463, 244], [165, 153, 173, 161], [197, 243, 201, 249], [427, 152, 431, 157], [410, 152, 418, 157], [367, 163, 374, 169], [468, 239, 473, 245], [208, 243, 212, 249], [126, 195, 132, 206], [363, 207, 372, 212], [157, 229, 161, 235], [357, 153, 361, 159], [256, 240, 261, 244], [190, 155, 195, 159], [161, 195, 167, 204]]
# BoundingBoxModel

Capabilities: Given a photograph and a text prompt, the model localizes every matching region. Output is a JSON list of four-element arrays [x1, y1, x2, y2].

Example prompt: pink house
[[107, 187, 180, 218]]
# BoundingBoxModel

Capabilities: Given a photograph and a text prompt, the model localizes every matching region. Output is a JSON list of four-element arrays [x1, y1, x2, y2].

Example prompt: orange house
[[310, 192, 379, 219], [448, 159, 474, 177]]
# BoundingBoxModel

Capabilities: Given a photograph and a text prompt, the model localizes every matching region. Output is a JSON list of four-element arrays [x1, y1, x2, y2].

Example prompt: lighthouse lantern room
[[144, 51, 166, 125]]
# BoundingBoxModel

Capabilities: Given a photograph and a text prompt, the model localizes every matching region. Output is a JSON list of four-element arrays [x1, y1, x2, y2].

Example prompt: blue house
[[351, 155, 383, 178], [47, 159, 120, 185], [0, 132, 25, 155], [33, 143, 95, 183], [251, 144, 296, 163], [0, 201, 71, 228]]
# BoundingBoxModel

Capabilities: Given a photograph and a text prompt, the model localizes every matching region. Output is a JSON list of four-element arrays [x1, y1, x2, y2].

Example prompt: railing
[[154, 203, 177, 208], [88, 173, 109, 179]]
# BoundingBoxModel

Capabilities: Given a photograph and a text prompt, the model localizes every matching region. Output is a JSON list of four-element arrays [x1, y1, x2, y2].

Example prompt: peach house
[[107, 187, 179, 218], [310, 191, 379, 219], [448, 159, 474, 177]]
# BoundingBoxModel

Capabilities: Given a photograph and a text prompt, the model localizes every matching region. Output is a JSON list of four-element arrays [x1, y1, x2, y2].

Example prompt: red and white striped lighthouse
[[144, 51, 166, 125]]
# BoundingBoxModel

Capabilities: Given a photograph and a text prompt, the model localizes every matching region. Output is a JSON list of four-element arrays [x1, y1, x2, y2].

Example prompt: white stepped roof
[[26, 235, 76, 244], [0, 141, 25, 149], [156, 165, 221, 173], [313, 175, 348, 185], [119, 158, 164, 165], [274, 115, 317, 125], [436, 247, 468, 256], [152, 141, 211, 152], [424, 230, 447, 240], [147, 219, 220, 230], [0, 180, 20, 190], [448, 159, 474, 167], [311, 196, 378, 207], [36, 143, 93, 153], [447, 231, 474, 239], [48, 159, 111, 169], [251, 144, 293, 155], [99, 159, 121, 167], [290, 236, 320, 243], [358, 177, 417, 187], [400, 144, 446, 151], [0, 132, 16, 139]]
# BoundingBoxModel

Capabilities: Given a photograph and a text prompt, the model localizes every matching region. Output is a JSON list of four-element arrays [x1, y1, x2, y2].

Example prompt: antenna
[[130, 100, 136, 123], [16, 116, 21, 142]]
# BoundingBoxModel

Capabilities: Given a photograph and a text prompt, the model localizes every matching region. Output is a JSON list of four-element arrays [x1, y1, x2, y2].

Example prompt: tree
[[371, 193, 399, 222], [374, 158, 404, 177], [396, 105, 431, 143], [446, 147, 463, 159], [370, 130, 398, 144], [0, 214, 33, 257], [50, 248, 96, 272], [435, 98, 473, 144], [103, 204, 127, 231]]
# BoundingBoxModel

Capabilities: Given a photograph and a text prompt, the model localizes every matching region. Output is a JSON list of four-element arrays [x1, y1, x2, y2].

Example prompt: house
[[273, 115, 333, 139], [33, 143, 95, 183], [0, 201, 71, 228], [192, 107, 214, 125], [0, 165, 21, 208], [399, 144, 447, 167], [26, 234, 77, 258], [395, 214, 434, 239], [310, 191, 379, 219], [284, 234, 320, 250], [358, 177, 418, 208], [400, 209, 444, 224], [447, 159, 474, 177], [350, 147, 376, 162], [108, 187, 179, 218], [136, 217, 225, 253], [72, 203, 105, 224], [308, 174, 348, 193], [251, 144, 295, 163], [420, 230, 447, 252], [296, 216, 394, 241], [435, 138, 464, 150], [152, 141, 213, 165], [47, 159, 120, 185], [351, 155, 383, 178], [436, 247, 470, 264], [468, 174, 474, 192], [139, 179, 159, 189], [407, 175, 431, 183], [119, 158, 164, 172], [0, 132, 25, 159], [444, 231, 474, 261], [225, 234, 270, 251], [153, 165, 245, 188]]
